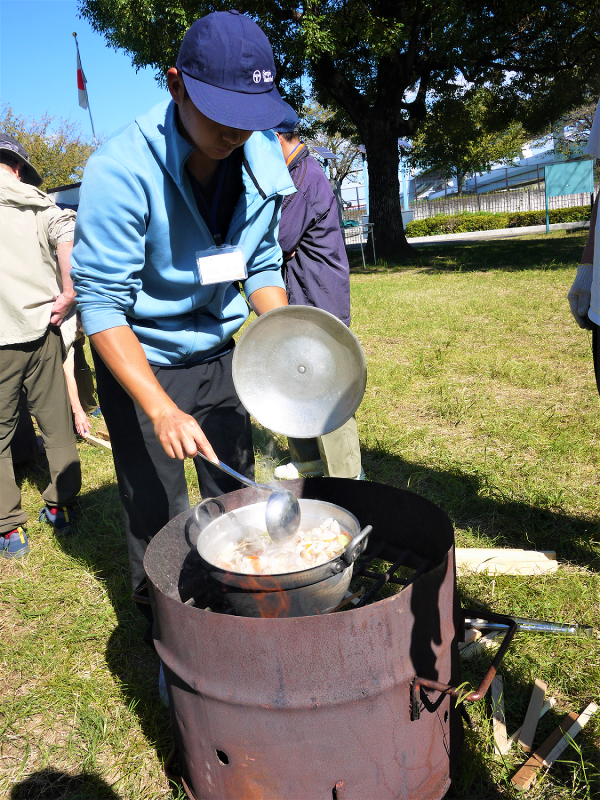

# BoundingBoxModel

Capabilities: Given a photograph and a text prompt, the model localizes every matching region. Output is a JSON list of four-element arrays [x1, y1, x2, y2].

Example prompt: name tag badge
[[195, 245, 247, 285]]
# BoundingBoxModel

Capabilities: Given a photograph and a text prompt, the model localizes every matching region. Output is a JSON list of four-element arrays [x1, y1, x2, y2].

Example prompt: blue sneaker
[[91, 407, 103, 418], [39, 505, 75, 534], [1, 527, 30, 559]]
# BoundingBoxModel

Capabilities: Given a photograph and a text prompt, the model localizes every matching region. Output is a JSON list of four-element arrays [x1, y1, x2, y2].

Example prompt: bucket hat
[[176, 10, 287, 131], [0, 134, 42, 186], [273, 101, 300, 134]]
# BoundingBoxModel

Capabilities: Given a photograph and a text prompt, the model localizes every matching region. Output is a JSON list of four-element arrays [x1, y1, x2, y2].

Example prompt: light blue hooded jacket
[[71, 100, 294, 365]]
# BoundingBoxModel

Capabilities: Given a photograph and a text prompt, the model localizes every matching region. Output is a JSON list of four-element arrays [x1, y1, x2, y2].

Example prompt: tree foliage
[[554, 99, 598, 158], [78, 0, 600, 258], [300, 102, 363, 185], [409, 88, 526, 195], [0, 105, 96, 192]]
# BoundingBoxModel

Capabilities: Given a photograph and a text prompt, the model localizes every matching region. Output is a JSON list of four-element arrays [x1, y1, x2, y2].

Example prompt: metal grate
[[345, 541, 432, 609], [182, 576, 235, 614]]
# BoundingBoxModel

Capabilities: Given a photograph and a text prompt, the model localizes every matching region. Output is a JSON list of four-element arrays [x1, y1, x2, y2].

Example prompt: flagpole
[[73, 32, 98, 149]]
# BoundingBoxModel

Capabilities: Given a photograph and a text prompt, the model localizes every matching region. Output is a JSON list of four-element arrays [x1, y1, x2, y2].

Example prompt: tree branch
[[311, 53, 372, 136]]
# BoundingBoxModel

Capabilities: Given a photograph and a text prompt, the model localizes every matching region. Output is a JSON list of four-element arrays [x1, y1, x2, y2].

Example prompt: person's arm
[[89, 325, 218, 461], [277, 186, 313, 258], [63, 354, 90, 437], [50, 241, 77, 326], [568, 196, 598, 329], [248, 286, 288, 315], [581, 196, 598, 264]]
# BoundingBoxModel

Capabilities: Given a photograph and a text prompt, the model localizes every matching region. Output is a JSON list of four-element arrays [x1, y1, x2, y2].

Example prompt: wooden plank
[[466, 562, 557, 576], [455, 548, 558, 576], [511, 709, 581, 791], [542, 702, 598, 767], [460, 631, 501, 660], [458, 628, 481, 650], [457, 563, 558, 576], [518, 679, 548, 752], [491, 674, 511, 755], [84, 434, 112, 451], [456, 548, 557, 561], [510, 697, 556, 745]]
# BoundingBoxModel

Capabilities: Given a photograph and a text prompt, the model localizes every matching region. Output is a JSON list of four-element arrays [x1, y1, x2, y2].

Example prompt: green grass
[[1, 228, 599, 799]]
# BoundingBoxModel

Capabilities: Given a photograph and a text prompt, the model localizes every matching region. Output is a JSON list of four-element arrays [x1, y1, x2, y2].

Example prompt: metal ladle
[[196, 452, 301, 543]]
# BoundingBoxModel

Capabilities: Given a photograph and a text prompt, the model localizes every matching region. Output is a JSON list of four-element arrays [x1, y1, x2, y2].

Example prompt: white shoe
[[274, 459, 325, 479], [354, 468, 366, 480]]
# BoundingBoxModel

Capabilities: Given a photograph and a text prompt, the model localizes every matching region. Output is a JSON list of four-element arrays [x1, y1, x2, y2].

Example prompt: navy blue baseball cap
[[176, 10, 287, 131], [272, 102, 300, 133], [0, 133, 42, 186]]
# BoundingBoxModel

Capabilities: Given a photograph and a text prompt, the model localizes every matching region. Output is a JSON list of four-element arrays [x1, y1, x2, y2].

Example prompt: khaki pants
[[288, 415, 362, 478], [0, 327, 81, 533]]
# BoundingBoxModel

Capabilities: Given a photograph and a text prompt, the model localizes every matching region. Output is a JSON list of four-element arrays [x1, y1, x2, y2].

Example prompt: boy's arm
[[89, 325, 218, 462], [248, 286, 287, 315]]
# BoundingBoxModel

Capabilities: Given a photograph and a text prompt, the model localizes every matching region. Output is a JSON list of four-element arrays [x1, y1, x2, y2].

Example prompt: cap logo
[[253, 70, 262, 83], [262, 70, 273, 83]]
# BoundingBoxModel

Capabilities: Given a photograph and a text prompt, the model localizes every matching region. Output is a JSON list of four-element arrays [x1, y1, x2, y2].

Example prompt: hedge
[[404, 205, 591, 238]]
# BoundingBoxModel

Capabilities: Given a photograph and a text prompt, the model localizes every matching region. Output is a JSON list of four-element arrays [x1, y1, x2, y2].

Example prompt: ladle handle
[[195, 451, 271, 493]]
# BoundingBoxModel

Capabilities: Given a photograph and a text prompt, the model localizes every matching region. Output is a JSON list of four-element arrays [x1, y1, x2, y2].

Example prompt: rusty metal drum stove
[[144, 478, 465, 800]]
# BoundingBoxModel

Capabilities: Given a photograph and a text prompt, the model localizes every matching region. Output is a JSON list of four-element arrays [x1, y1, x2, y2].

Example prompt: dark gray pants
[[92, 346, 254, 594], [0, 328, 81, 534]]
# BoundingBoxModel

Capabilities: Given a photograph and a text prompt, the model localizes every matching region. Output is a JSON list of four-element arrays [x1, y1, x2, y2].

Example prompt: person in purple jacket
[[273, 104, 364, 481]]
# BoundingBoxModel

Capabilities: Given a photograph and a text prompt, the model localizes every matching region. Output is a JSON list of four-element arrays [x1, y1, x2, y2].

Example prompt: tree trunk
[[310, 53, 422, 261], [364, 122, 416, 261]]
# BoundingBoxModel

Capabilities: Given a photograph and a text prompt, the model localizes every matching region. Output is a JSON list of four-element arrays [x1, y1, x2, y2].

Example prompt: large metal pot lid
[[232, 306, 367, 438]]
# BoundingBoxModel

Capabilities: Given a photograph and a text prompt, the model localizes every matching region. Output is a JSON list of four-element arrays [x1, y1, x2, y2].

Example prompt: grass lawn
[[1, 228, 599, 799]]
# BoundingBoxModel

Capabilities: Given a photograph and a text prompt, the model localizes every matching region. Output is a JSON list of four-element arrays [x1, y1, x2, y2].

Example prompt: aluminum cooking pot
[[232, 305, 367, 439], [192, 497, 372, 617]]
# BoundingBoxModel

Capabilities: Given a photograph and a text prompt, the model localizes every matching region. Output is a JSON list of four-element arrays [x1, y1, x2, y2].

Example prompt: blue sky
[[1, 0, 168, 142]]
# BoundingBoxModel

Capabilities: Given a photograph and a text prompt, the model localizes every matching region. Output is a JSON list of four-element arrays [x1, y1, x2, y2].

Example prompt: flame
[[233, 572, 293, 618]]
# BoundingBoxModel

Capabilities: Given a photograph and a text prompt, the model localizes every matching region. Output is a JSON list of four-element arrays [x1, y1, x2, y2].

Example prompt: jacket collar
[[136, 100, 294, 199], [287, 142, 309, 171]]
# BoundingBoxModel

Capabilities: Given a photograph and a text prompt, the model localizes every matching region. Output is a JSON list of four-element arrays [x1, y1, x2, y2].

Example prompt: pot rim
[[192, 497, 368, 589]]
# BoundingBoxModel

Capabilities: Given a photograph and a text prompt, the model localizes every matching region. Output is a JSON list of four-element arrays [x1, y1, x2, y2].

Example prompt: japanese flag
[[77, 48, 88, 109]]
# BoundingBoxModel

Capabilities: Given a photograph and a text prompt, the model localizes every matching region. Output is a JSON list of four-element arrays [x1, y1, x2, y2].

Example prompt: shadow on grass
[[9, 769, 120, 799], [347, 228, 587, 275], [445, 729, 507, 799], [14, 459, 182, 798], [361, 443, 599, 574]]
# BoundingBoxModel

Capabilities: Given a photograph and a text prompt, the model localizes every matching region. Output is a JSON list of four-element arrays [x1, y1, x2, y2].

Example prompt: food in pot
[[214, 517, 352, 575]]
